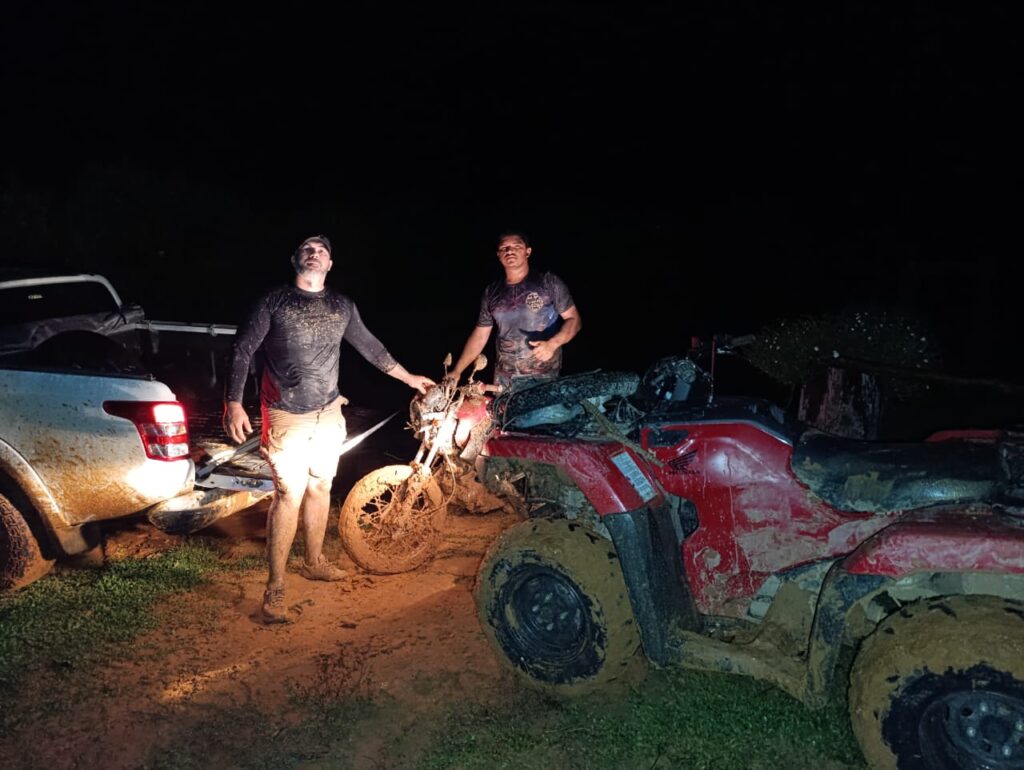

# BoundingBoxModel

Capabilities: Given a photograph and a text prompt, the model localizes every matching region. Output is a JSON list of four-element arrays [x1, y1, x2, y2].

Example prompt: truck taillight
[[103, 401, 190, 461]]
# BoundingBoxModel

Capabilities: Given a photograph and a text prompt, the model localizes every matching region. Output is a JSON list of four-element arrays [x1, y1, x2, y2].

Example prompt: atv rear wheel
[[474, 517, 645, 696], [849, 595, 1024, 770], [1, 492, 53, 592], [338, 465, 447, 574]]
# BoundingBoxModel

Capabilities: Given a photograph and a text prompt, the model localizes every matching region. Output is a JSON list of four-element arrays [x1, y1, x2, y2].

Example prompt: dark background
[[2, 1, 1017, 410]]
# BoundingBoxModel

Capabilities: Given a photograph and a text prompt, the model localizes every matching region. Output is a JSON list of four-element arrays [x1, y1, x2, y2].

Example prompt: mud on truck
[[473, 355, 1024, 769], [0, 272, 273, 593]]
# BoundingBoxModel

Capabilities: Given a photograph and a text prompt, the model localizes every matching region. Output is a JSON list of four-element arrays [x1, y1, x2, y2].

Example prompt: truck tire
[[0, 492, 54, 592], [338, 465, 447, 574], [475, 517, 645, 696], [849, 595, 1024, 770]]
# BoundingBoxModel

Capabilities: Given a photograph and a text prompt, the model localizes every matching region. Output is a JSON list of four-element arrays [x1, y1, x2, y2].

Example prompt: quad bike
[[337, 353, 505, 574], [472, 343, 1024, 770]]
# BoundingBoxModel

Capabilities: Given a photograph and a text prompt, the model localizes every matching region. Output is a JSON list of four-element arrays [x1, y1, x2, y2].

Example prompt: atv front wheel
[[474, 517, 645, 696], [849, 595, 1024, 770], [338, 465, 447, 574], [1, 492, 53, 592]]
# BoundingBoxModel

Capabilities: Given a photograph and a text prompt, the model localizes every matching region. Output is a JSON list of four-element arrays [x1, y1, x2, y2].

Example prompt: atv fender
[[841, 507, 1024, 578], [804, 510, 1024, 706], [485, 434, 663, 515], [603, 505, 702, 664]]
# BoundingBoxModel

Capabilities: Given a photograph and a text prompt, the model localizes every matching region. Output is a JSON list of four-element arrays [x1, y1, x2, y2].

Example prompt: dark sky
[[2, 1, 1017, 402]]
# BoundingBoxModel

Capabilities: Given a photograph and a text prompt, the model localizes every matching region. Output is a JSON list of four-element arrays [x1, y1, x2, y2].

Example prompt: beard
[[292, 255, 329, 279]]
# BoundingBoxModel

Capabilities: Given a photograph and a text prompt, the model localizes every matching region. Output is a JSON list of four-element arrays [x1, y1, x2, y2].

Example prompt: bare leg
[[300, 476, 333, 565], [266, 486, 303, 589]]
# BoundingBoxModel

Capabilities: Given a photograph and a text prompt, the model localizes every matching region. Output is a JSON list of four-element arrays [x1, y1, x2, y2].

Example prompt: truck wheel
[[0, 492, 54, 592], [475, 517, 645, 696], [338, 465, 447, 574], [849, 595, 1024, 770]]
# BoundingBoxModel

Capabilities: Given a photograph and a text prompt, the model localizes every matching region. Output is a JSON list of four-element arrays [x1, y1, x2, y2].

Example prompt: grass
[[420, 668, 867, 770], [1, 544, 869, 769], [145, 642, 382, 770], [141, 664, 868, 770], [139, 665, 867, 770], [0, 541, 241, 723], [144, 698, 380, 770]]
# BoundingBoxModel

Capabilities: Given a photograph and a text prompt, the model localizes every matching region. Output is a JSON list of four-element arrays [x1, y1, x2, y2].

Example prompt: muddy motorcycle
[[337, 354, 505, 574], [472, 348, 1024, 770]]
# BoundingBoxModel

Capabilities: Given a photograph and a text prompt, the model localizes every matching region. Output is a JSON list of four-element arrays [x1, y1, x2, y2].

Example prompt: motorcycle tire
[[338, 464, 447, 574]]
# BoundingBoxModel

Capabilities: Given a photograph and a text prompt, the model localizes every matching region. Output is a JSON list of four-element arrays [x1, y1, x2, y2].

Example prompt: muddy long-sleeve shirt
[[226, 284, 398, 413]]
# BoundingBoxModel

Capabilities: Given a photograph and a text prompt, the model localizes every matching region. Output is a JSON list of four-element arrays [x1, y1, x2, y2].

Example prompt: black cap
[[296, 234, 332, 255]]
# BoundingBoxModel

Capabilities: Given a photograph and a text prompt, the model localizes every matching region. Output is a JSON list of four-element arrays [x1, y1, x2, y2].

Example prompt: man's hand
[[223, 401, 253, 444], [404, 374, 436, 394], [528, 339, 560, 363]]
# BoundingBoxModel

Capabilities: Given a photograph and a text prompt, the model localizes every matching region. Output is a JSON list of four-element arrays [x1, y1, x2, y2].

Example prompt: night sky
[[2, 2, 1016, 407]]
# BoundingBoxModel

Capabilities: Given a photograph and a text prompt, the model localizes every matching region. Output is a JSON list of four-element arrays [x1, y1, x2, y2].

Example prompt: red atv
[[473, 349, 1024, 770]]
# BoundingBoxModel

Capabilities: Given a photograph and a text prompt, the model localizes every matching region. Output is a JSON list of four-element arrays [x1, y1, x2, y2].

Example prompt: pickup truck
[[0, 271, 273, 592]]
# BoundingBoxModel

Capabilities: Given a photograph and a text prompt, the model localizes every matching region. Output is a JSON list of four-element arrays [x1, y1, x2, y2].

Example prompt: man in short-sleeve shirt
[[451, 232, 581, 389]]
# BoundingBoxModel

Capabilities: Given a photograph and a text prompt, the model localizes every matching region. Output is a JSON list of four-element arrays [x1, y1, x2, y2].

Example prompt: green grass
[[143, 666, 867, 770], [1, 547, 869, 769], [0, 543, 226, 706], [421, 668, 867, 770], [144, 698, 379, 770]]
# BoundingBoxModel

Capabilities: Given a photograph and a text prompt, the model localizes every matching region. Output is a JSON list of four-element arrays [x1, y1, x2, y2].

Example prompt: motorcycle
[[337, 353, 505, 574]]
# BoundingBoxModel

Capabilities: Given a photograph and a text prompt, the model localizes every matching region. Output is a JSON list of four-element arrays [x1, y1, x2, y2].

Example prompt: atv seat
[[791, 431, 1002, 514]]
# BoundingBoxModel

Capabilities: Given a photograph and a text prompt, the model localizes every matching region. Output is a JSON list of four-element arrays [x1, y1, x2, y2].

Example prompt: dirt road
[[2, 491, 522, 770]]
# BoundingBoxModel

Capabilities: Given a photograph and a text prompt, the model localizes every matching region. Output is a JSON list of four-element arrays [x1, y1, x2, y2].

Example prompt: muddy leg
[[300, 476, 333, 565], [266, 485, 303, 589]]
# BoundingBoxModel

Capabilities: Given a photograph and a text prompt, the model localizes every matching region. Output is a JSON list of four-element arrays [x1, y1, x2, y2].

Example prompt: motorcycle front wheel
[[338, 464, 447, 574]]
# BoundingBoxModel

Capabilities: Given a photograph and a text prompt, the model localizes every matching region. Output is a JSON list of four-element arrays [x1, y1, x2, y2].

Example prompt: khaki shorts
[[261, 396, 347, 495]]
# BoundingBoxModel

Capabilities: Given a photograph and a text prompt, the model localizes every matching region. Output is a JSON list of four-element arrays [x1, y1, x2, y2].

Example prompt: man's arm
[[344, 300, 435, 393], [529, 305, 581, 363], [385, 363, 435, 394], [223, 296, 273, 444], [450, 325, 493, 380]]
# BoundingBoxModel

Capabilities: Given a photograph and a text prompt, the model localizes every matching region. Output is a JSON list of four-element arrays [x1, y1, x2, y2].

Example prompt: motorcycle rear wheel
[[338, 464, 447, 574]]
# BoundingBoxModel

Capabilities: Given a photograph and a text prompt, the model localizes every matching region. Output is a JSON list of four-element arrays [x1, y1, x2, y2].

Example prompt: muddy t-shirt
[[477, 271, 574, 387], [227, 285, 398, 413]]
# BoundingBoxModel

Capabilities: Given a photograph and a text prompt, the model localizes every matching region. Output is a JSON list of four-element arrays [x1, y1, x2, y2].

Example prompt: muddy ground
[[1, 411, 868, 770], [2, 498, 523, 770], [1, 410, 533, 770]]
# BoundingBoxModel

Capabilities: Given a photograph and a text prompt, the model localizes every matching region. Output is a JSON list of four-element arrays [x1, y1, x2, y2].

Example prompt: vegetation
[[1, 543, 865, 769], [0, 541, 230, 737], [741, 307, 941, 386], [421, 670, 865, 770]]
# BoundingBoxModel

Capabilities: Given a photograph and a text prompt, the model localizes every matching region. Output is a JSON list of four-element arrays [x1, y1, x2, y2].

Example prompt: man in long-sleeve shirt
[[224, 234, 434, 624]]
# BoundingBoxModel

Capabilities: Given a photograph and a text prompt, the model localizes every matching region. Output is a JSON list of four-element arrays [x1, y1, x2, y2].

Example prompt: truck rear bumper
[[146, 478, 272, 535]]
